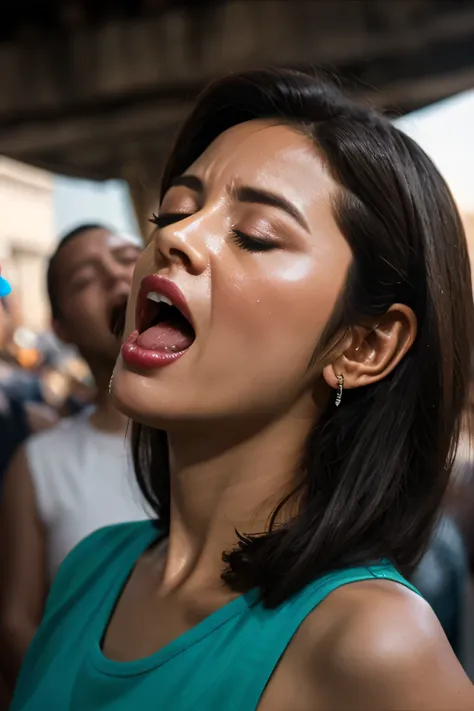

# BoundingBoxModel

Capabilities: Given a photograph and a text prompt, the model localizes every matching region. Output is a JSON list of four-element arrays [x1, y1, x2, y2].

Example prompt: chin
[[110, 359, 196, 429]]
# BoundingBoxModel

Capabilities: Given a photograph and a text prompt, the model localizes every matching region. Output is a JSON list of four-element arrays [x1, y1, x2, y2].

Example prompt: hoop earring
[[108, 373, 114, 395], [335, 374, 344, 407]]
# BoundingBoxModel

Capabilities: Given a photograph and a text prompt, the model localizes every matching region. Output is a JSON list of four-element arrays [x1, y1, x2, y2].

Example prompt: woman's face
[[112, 120, 352, 428]]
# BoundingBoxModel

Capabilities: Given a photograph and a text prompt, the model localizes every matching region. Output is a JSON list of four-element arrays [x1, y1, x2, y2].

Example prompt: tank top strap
[[242, 562, 421, 707]]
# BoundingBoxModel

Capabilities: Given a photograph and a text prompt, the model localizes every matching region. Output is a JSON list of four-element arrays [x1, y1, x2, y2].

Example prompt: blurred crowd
[[0, 291, 94, 473], [0, 222, 474, 707]]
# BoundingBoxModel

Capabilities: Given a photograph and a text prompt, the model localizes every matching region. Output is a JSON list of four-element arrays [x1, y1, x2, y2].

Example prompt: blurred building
[[396, 88, 474, 282], [0, 157, 54, 332]]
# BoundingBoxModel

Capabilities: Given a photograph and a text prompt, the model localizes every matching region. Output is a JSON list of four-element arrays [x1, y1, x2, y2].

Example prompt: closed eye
[[149, 214, 278, 253], [149, 213, 192, 229], [231, 230, 278, 253], [71, 273, 95, 291]]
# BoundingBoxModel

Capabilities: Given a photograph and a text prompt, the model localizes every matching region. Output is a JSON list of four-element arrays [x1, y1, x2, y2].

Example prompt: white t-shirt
[[26, 409, 150, 579]]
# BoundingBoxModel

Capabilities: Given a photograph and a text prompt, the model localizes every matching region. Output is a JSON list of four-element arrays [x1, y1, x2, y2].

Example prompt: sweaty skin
[[109, 121, 473, 710]]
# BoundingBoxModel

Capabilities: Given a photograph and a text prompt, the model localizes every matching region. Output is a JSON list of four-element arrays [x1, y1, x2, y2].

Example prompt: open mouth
[[109, 300, 127, 339], [136, 291, 196, 354]]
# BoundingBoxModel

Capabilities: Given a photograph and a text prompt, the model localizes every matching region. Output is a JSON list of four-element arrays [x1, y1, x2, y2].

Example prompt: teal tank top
[[11, 520, 420, 711]]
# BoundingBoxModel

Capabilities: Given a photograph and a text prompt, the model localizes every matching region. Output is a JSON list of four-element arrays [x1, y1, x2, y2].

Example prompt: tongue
[[136, 322, 194, 352]]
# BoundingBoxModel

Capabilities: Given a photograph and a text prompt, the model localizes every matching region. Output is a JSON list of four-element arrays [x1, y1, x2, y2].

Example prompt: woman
[[10, 69, 474, 710]]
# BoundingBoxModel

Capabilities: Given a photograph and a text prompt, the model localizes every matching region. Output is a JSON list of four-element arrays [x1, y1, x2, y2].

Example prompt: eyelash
[[149, 213, 278, 253], [149, 213, 183, 228], [230, 229, 276, 253]]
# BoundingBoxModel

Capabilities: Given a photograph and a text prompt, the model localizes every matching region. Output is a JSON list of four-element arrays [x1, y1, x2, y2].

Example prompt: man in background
[[0, 224, 148, 693]]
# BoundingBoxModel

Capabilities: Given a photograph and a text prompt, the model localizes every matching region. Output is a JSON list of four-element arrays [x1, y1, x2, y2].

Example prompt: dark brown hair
[[133, 68, 474, 607], [46, 223, 108, 318]]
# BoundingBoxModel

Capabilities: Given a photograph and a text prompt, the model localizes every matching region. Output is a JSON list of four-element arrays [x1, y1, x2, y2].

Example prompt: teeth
[[146, 292, 173, 306]]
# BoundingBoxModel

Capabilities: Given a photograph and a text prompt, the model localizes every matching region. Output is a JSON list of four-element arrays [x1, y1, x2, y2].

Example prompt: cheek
[[66, 291, 102, 329], [125, 262, 138, 284], [213, 253, 348, 358], [70, 311, 95, 335]]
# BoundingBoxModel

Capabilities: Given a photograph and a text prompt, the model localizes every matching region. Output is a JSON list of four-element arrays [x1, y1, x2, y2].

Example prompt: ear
[[52, 317, 74, 346], [323, 304, 417, 392]]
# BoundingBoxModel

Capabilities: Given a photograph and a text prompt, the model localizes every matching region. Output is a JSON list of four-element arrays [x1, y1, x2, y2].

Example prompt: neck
[[161, 394, 319, 595], [88, 358, 128, 435]]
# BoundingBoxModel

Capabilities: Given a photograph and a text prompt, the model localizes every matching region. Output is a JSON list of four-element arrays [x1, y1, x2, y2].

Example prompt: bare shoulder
[[2, 445, 32, 497], [299, 578, 474, 710], [25, 401, 59, 433]]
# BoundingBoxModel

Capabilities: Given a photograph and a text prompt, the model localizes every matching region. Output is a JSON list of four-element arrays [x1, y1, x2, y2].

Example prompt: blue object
[[0, 275, 11, 298], [10, 520, 422, 711]]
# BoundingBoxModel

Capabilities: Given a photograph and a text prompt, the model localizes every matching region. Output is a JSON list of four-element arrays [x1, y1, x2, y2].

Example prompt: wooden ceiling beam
[[1, 1, 474, 179]]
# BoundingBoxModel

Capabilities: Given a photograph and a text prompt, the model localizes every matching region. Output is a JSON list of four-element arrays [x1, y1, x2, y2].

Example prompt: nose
[[154, 219, 208, 275], [104, 256, 135, 292]]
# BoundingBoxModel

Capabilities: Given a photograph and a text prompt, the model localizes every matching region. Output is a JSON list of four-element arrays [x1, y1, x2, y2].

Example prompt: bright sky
[[395, 89, 474, 213], [52, 87, 474, 237], [54, 175, 138, 237]]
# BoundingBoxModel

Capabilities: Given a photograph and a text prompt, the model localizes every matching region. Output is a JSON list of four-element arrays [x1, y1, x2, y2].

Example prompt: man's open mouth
[[109, 300, 127, 339]]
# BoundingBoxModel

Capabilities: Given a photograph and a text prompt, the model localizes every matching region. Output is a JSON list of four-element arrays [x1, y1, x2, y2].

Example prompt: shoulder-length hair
[[132, 68, 474, 607]]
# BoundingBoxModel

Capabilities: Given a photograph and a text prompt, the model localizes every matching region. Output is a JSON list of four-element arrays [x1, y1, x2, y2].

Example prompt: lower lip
[[121, 331, 188, 370]]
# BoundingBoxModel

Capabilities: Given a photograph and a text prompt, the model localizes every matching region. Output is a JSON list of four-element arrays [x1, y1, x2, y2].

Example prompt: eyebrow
[[169, 175, 309, 232], [235, 186, 309, 232], [66, 246, 138, 277]]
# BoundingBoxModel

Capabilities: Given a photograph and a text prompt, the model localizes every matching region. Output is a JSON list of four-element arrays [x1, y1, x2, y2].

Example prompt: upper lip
[[136, 275, 194, 332]]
